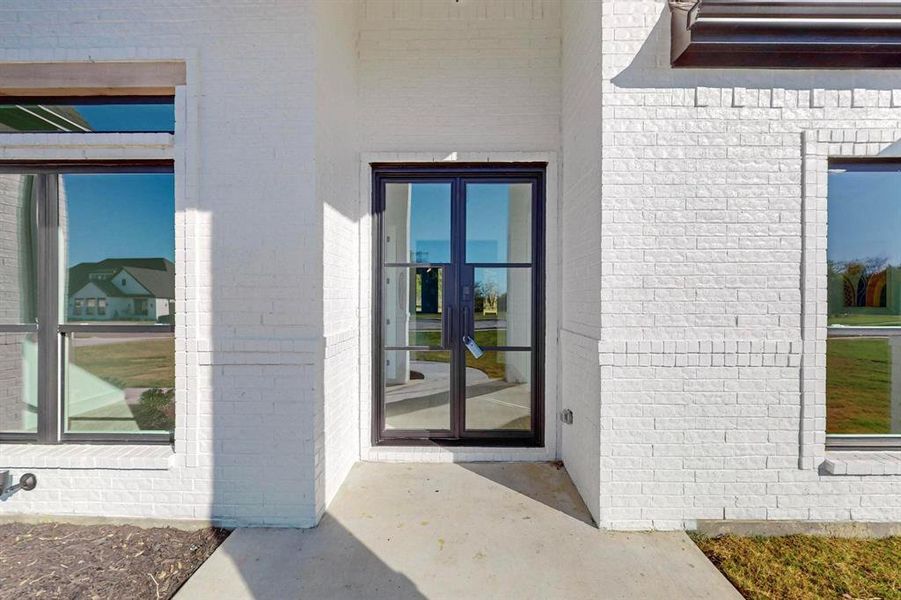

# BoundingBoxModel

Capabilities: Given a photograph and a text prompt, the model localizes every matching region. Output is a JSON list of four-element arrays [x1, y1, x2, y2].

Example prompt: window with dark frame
[[826, 160, 901, 450], [0, 163, 175, 444]]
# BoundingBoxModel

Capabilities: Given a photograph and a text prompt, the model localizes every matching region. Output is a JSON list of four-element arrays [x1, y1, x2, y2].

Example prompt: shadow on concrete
[[175, 519, 426, 600], [459, 461, 595, 526]]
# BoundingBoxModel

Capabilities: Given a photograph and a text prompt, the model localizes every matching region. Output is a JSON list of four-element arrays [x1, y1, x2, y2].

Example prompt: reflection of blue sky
[[72, 104, 174, 132], [409, 184, 450, 263], [407, 183, 515, 263], [64, 174, 175, 266], [466, 185, 509, 262], [828, 168, 901, 266]]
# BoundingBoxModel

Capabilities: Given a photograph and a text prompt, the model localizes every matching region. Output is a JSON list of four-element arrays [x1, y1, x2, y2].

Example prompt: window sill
[[823, 452, 901, 476], [0, 444, 174, 470]]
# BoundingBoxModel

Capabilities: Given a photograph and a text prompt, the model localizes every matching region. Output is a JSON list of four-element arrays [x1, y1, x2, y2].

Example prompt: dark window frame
[[371, 163, 546, 447], [825, 159, 901, 451], [0, 160, 175, 445]]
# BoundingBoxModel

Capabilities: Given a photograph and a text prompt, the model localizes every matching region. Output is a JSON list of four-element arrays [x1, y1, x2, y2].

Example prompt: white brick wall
[[598, 0, 901, 529], [355, 0, 563, 463], [560, 0, 603, 524], [0, 1, 324, 527], [358, 0, 561, 152], [317, 0, 361, 513], [1, 0, 898, 532]]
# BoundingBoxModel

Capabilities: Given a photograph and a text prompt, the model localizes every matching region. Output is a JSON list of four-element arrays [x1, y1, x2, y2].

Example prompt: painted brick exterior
[[0, 0, 898, 531], [0, 2, 323, 527], [560, 0, 603, 523], [598, 0, 901, 529]]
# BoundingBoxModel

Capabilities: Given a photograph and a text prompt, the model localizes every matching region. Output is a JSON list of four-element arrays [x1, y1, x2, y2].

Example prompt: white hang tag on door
[[462, 335, 484, 359]]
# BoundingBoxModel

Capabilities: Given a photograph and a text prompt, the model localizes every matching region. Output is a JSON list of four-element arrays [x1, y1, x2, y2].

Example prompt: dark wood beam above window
[[671, 1, 901, 68]]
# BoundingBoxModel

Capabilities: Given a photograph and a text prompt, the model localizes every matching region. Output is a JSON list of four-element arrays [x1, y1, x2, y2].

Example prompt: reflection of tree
[[474, 278, 502, 315], [829, 256, 890, 308]]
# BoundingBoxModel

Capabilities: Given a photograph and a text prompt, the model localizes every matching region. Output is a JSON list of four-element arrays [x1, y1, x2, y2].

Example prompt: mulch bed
[[0, 522, 229, 600]]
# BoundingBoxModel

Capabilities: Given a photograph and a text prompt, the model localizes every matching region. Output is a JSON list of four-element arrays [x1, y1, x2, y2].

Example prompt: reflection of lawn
[[72, 339, 175, 388], [826, 338, 891, 434], [69, 403, 140, 432], [412, 330, 508, 379], [416, 312, 505, 322], [829, 314, 901, 327]]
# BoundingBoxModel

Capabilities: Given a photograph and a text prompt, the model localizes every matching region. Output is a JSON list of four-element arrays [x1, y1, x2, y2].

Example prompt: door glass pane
[[385, 182, 451, 264], [0, 173, 37, 324], [827, 166, 901, 326], [385, 266, 444, 348], [473, 267, 530, 347], [385, 349, 450, 430], [465, 350, 531, 431], [466, 183, 532, 263], [64, 331, 175, 434], [61, 173, 175, 325], [0, 332, 37, 433], [827, 336, 901, 435]]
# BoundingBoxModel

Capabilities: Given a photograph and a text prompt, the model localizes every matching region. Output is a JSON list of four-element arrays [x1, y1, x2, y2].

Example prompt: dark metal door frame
[[371, 163, 546, 447]]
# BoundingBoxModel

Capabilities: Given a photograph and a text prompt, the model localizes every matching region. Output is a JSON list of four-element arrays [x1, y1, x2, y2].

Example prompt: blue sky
[[64, 173, 175, 266], [828, 168, 901, 266], [73, 103, 174, 132]]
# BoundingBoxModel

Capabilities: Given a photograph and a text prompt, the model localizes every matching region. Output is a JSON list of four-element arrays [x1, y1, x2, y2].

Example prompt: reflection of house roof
[[0, 105, 92, 132], [68, 258, 174, 299], [120, 265, 174, 298]]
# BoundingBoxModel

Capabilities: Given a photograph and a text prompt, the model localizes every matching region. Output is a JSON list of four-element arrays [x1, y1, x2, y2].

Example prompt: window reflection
[[0, 102, 174, 133], [384, 183, 451, 264], [827, 337, 900, 435], [473, 267, 531, 347], [385, 350, 450, 430], [465, 351, 531, 431], [64, 332, 175, 434], [466, 183, 532, 263], [62, 173, 175, 325], [384, 266, 444, 348], [828, 167, 901, 326]]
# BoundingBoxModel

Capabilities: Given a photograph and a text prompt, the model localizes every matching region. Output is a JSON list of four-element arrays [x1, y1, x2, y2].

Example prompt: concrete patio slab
[[175, 462, 741, 600]]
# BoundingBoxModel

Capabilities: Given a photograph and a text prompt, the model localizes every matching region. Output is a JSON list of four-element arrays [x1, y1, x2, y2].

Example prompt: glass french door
[[373, 165, 544, 445]]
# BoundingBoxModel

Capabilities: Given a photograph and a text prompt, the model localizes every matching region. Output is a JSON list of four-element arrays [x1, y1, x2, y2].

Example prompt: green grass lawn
[[692, 534, 901, 600], [412, 330, 512, 380], [829, 313, 901, 327], [71, 338, 175, 389], [826, 337, 892, 434], [415, 312, 505, 322]]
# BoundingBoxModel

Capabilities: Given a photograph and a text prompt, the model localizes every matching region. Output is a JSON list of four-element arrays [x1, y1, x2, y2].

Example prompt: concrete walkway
[[176, 463, 741, 600]]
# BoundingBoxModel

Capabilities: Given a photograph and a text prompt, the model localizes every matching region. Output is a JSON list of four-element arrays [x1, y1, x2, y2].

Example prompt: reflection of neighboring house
[[67, 258, 174, 322], [830, 266, 901, 314]]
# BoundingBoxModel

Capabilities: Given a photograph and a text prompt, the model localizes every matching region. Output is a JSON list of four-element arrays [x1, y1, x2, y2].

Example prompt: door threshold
[[375, 437, 544, 448]]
